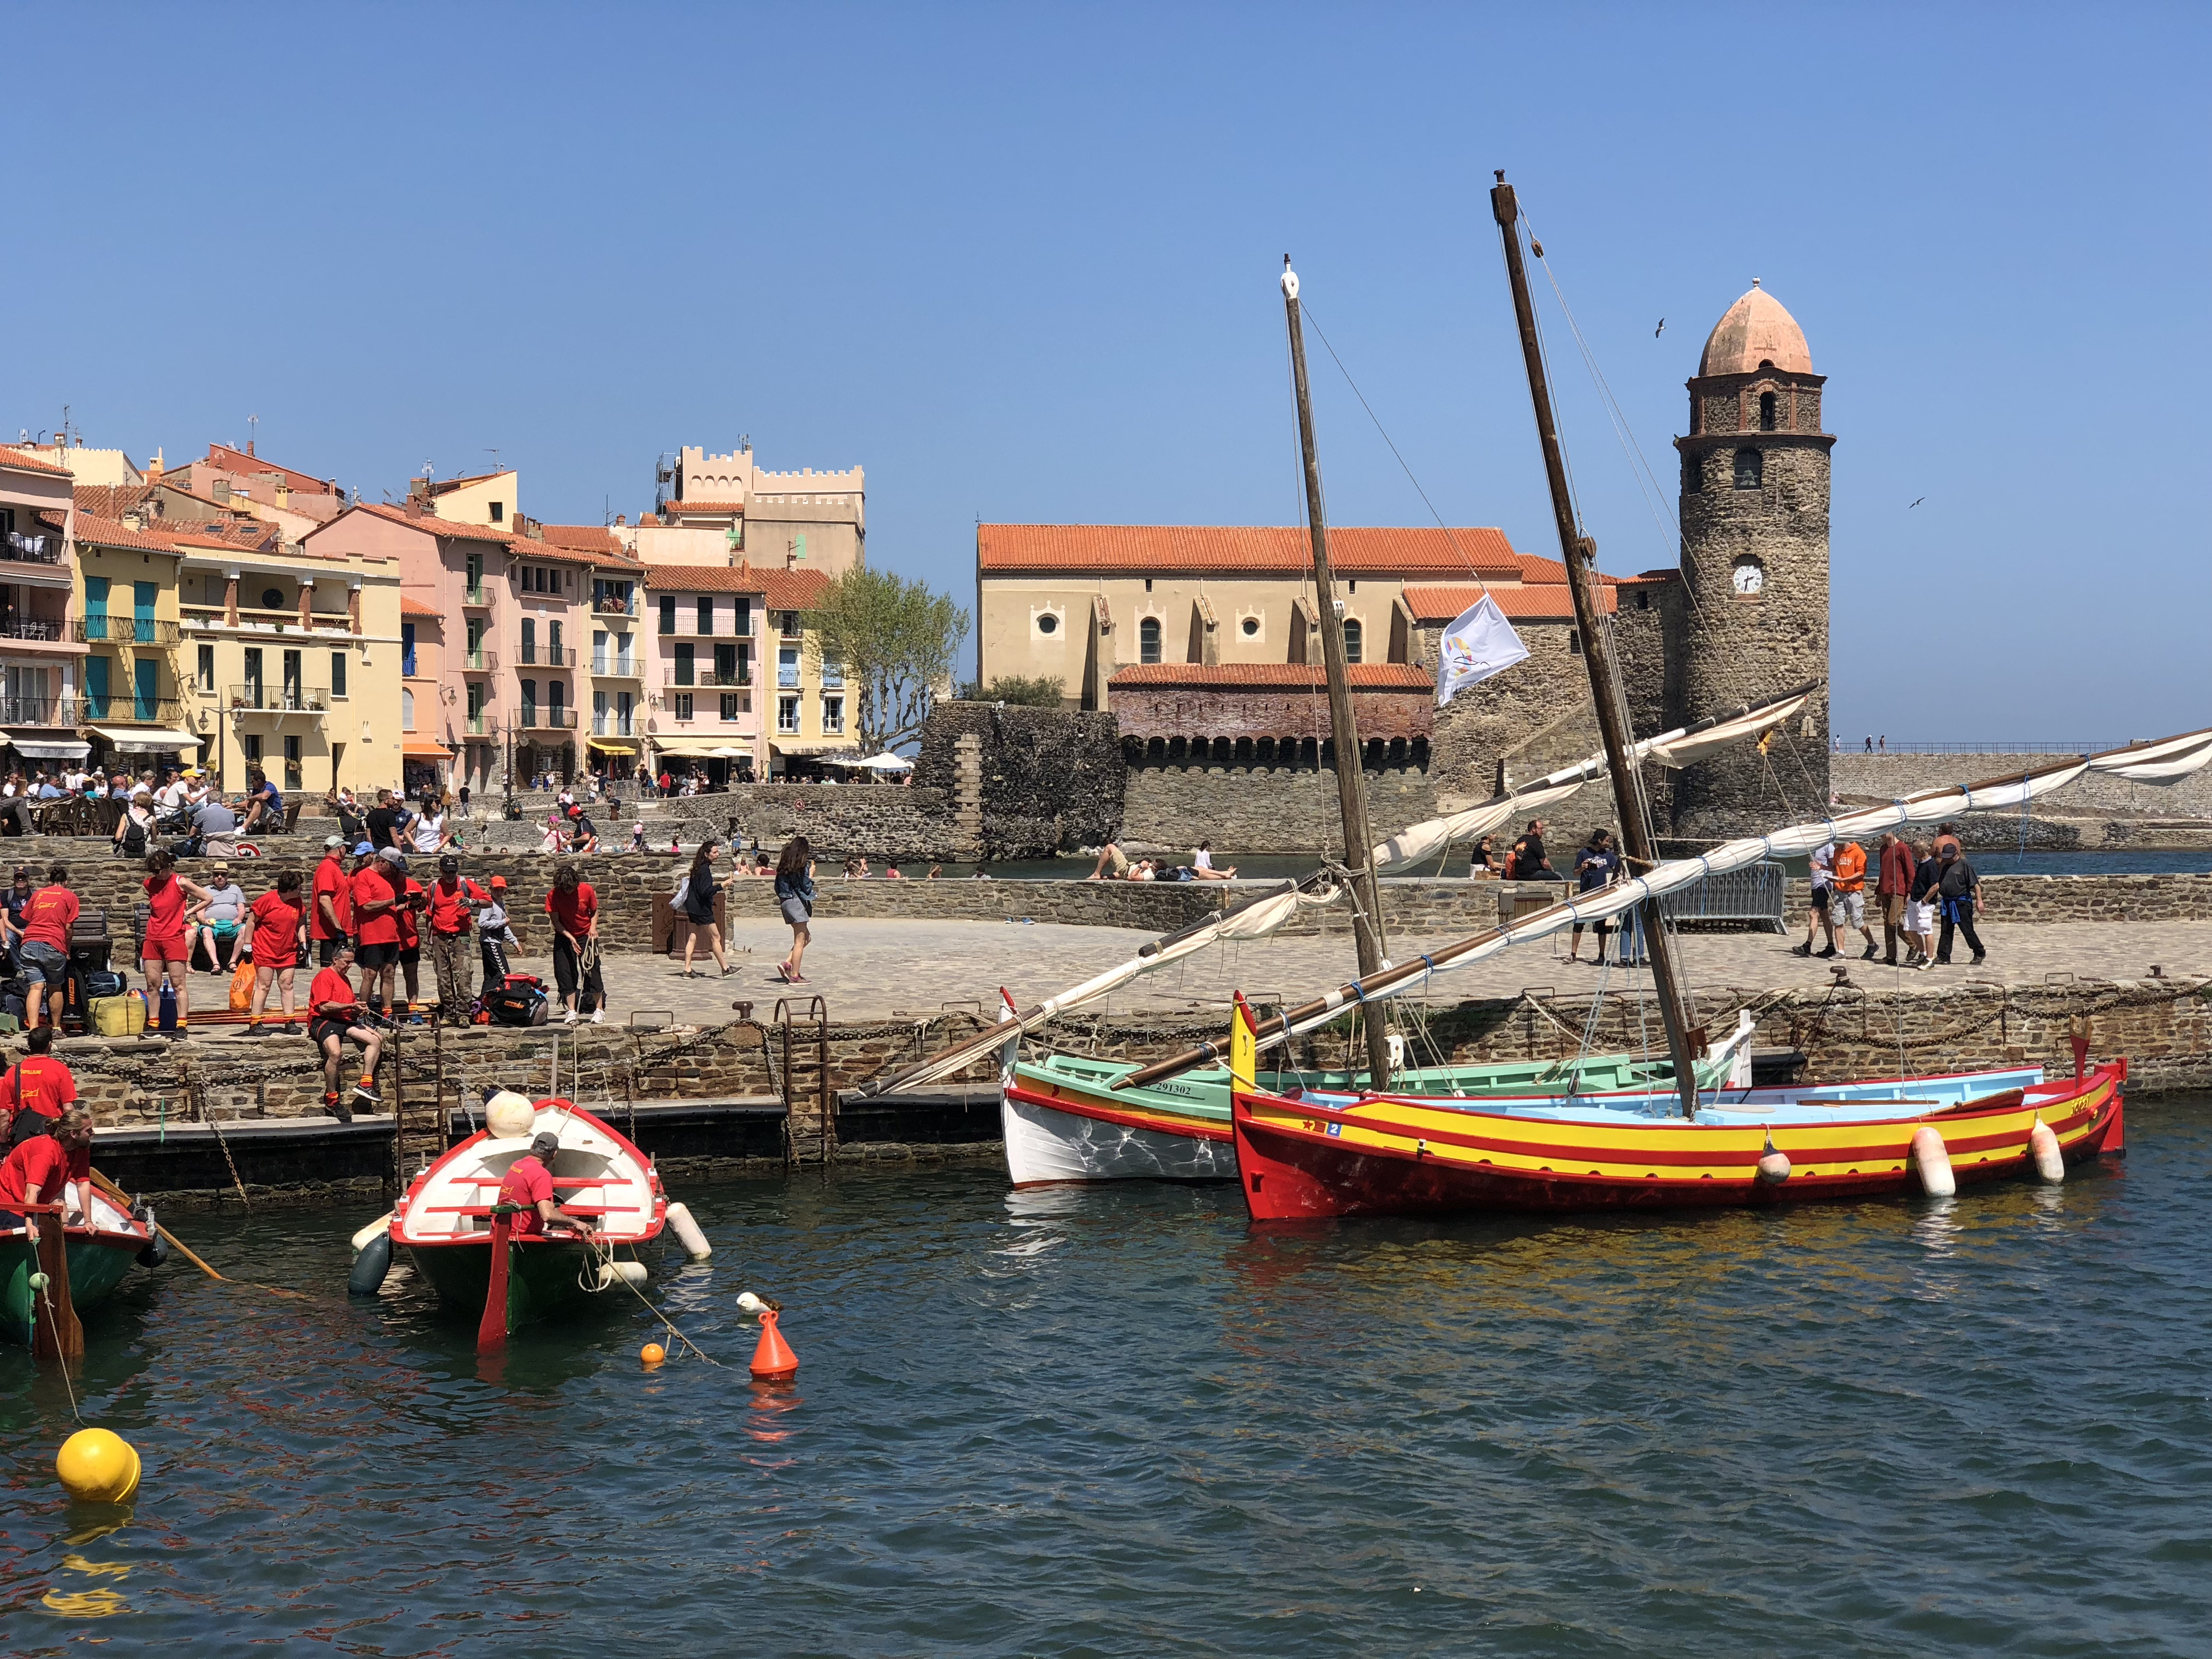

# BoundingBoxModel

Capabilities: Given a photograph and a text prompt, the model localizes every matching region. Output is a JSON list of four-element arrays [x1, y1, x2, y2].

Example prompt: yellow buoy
[[56, 1430, 141, 1504], [640, 1342, 667, 1366]]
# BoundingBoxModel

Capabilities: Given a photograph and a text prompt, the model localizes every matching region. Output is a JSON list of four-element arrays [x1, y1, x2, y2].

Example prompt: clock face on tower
[[1732, 557, 1765, 596]]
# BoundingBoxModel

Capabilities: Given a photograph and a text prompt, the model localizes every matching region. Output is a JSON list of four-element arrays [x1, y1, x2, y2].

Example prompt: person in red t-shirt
[[18, 863, 78, 1032], [305, 941, 384, 1121], [496, 1131, 595, 1238], [141, 850, 215, 1039], [310, 836, 356, 966], [395, 872, 428, 1021], [544, 863, 603, 1024], [0, 1107, 93, 1230], [351, 848, 406, 1015], [425, 854, 487, 1021], [243, 869, 309, 1030], [1, 1027, 77, 1150]]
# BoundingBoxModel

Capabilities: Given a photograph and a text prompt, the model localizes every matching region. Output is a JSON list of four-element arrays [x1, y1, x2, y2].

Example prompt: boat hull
[[1230, 1063, 2127, 1220], [404, 1235, 604, 1335], [0, 1229, 145, 1349], [1003, 1092, 1239, 1186]]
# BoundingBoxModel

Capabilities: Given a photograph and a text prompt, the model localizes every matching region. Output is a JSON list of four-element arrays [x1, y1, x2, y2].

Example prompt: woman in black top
[[1468, 835, 1500, 878], [1567, 828, 1623, 964], [678, 837, 733, 978]]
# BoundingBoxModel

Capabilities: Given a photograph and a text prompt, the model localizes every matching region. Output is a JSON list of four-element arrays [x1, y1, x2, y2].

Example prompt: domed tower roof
[[1697, 280, 1812, 377]]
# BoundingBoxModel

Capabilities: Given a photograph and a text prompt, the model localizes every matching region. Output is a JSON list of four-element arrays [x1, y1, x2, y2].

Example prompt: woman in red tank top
[[141, 849, 214, 1037]]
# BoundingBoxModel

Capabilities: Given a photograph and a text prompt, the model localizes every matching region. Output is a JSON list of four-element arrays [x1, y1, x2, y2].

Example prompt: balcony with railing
[[73, 616, 182, 646], [517, 644, 576, 668], [0, 617, 81, 653], [84, 693, 185, 727], [591, 713, 637, 737], [515, 707, 578, 731], [0, 695, 85, 726], [590, 656, 641, 679], [228, 684, 330, 713], [464, 712, 494, 735], [462, 585, 491, 606], [461, 647, 498, 672], [591, 587, 638, 617], [0, 531, 65, 568], [700, 668, 752, 688]]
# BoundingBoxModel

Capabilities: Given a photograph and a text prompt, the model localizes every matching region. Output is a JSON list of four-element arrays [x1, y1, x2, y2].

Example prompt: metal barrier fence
[[1657, 860, 1787, 932]]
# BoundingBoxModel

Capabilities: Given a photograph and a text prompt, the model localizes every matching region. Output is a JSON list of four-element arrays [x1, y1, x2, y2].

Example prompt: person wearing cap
[[476, 875, 520, 988], [239, 764, 284, 836], [189, 860, 249, 974], [242, 868, 308, 1031], [497, 1130, 596, 1238], [566, 803, 600, 855], [154, 765, 191, 816], [305, 940, 383, 1120], [425, 855, 488, 1020], [352, 846, 407, 1016], [311, 835, 356, 966]]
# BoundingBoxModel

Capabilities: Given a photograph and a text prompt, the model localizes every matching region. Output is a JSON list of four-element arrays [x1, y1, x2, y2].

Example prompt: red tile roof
[[51, 510, 179, 554], [351, 500, 514, 545], [638, 562, 764, 593], [752, 565, 831, 611], [1107, 662, 1432, 690], [979, 524, 1522, 577], [664, 499, 746, 514], [1399, 583, 1611, 623], [400, 594, 443, 618], [427, 469, 510, 494], [202, 444, 336, 494], [0, 447, 75, 478], [536, 523, 625, 555], [73, 484, 156, 520]]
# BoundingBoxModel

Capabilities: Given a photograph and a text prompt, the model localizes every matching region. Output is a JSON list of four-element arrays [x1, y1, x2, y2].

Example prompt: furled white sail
[[1370, 689, 1813, 871], [2083, 728, 2212, 785]]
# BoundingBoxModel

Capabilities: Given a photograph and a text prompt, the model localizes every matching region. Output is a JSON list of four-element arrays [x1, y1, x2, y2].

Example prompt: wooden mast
[[1488, 174, 1703, 1120], [1281, 258, 1392, 1091]]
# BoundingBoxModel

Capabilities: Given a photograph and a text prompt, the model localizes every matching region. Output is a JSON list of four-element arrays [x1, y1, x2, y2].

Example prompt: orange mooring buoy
[[749, 1306, 799, 1383]]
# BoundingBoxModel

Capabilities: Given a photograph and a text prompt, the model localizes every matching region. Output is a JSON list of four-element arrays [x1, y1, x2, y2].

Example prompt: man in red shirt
[[306, 940, 384, 1122], [425, 854, 487, 1022], [244, 869, 309, 1031], [17, 863, 77, 1032], [0, 1107, 94, 1230], [351, 847, 405, 1016], [544, 863, 604, 1025], [495, 1131, 595, 1238], [1, 1027, 79, 1150], [310, 835, 356, 966], [1876, 830, 1919, 967]]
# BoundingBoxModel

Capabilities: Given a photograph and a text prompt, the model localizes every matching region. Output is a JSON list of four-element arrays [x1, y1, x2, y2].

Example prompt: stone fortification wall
[[915, 702, 1123, 858], [1117, 765, 1439, 858], [1834, 754, 2212, 818], [654, 784, 972, 862]]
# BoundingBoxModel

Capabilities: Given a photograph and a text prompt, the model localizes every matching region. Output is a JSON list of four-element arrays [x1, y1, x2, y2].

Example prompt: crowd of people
[[1799, 823, 1984, 969], [0, 760, 288, 847]]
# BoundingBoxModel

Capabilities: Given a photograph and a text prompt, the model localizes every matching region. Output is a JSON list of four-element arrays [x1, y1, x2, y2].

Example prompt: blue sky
[[7, 4, 2204, 740]]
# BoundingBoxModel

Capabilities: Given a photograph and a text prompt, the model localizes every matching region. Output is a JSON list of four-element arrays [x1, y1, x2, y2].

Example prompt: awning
[[770, 739, 860, 756], [89, 724, 204, 754], [401, 739, 453, 759], [646, 738, 725, 758], [586, 736, 640, 752], [3, 735, 91, 760]]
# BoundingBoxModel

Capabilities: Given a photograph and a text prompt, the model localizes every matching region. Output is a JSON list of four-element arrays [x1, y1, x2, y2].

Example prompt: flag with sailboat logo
[[1434, 594, 1528, 705]]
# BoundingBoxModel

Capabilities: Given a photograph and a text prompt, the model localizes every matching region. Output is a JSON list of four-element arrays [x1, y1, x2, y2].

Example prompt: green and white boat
[[1, 1186, 160, 1349]]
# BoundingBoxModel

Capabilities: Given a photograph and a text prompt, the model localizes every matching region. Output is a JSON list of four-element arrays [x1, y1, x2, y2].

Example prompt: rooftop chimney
[[147, 449, 164, 484], [246, 439, 255, 458]]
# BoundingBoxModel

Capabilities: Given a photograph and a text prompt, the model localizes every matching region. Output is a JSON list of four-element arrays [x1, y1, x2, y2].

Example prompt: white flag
[[1434, 594, 1528, 705]]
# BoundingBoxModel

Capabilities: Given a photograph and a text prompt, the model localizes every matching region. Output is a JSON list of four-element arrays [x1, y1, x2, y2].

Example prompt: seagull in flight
[[1908, 496, 1926, 509], [1653, 318, 1665, 337]]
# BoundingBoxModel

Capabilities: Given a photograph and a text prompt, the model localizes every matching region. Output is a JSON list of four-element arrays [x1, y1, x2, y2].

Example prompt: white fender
[[1910, 1125, 1955, 1198], [2028, 1119, 2065, 1183], [351, 1211, 394, 1254], [664, 1201, 712, 1260], [596, 1260, 649, 1289]]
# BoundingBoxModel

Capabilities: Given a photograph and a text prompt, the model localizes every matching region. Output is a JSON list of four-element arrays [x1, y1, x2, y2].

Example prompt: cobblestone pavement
[[485, 915, 2212, 1027]]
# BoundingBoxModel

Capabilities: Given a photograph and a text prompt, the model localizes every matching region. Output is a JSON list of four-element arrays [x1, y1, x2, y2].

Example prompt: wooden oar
[[27, 1203, 83, 1363], [88, 1168, 300, 1296], [479, 1211, 514, 1352]]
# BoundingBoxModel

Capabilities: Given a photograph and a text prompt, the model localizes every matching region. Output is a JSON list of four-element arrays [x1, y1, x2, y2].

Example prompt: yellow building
[[69, 510, 198, 770], [174, 531, 407, 800]]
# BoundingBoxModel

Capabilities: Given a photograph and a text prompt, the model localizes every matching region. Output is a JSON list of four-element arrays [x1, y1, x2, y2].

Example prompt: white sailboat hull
[[1000, 1094, 1239, 1187]]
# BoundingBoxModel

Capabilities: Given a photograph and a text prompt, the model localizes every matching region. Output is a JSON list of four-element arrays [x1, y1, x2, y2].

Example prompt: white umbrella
[[851, 750, 913, 771]]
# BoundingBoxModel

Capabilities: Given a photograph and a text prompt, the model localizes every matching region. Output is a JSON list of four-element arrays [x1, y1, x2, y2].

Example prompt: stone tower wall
[[1670, 372, 1834, 835]]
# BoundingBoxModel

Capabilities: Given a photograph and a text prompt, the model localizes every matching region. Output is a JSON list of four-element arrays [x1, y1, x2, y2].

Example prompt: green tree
[[807, 567, 971, 753], [963, 675, 1064, 708]]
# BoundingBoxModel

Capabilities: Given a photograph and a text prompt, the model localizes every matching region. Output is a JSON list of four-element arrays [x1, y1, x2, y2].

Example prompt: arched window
[[1733, 448, 1764, 490], [1139, 617, 1161, 664], [401, 687, 415, 730], [1759, 391, 1777, 431], [1342, 618, 1363, 664]]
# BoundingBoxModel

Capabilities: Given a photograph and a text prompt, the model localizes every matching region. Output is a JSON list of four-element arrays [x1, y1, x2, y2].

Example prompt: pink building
[[638, 562, 761, 783]]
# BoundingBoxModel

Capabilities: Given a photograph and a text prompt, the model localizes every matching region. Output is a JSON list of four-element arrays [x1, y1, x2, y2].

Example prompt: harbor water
[[6, 1098, 2211, 1655]]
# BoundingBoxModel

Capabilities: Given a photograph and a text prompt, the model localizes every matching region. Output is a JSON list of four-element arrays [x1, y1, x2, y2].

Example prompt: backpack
[[121, 815, 147, 858], [485, 984, 550, 1027]]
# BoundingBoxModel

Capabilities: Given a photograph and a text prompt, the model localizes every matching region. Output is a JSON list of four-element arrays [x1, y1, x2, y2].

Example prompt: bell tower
[[1670, 281, 1834, 837]]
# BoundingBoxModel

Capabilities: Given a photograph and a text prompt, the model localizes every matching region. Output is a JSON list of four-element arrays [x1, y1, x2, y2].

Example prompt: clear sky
[[7, 4, 2204, 741]]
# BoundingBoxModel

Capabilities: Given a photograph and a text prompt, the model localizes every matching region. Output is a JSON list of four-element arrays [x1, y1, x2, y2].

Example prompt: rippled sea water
[[5, 1098, 2210, 1657]]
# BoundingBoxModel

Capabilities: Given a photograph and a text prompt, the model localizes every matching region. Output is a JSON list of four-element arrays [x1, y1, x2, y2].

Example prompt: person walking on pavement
[[1933, 843, 1987, 966], [1794, 841, 1841, 958], [1876, 831, 1917, 966], [678, 838, 734, 978], [1829, 839, 1879, 960], [774, 835, 815, 984], [1907, 838, 1943, 969]]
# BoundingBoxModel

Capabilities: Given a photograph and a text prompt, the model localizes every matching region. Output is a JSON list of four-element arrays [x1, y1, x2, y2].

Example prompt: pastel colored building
[[0, 447, 87, 765]]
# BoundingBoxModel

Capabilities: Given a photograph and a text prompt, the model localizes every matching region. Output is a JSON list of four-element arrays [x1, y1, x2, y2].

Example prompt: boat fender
[[1756, 1132, 1791, 1185], [347, 1230, 394, 1298], [1910, 1125, 1956, 1198], [664, 1202, 711, 1260], [135, 1205, 170, 1269], [595, 1260, 649, 1290], [2028, 1118, 2065, 1184], [350, 1213, 394, 1255]]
